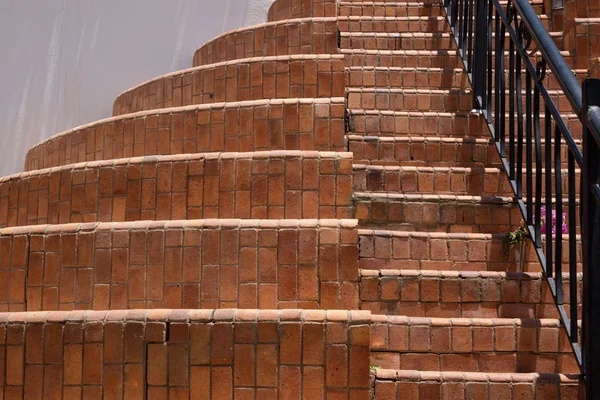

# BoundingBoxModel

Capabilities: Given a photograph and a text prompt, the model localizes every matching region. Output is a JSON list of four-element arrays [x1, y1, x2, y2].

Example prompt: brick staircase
[[0, 0, 583, 398]]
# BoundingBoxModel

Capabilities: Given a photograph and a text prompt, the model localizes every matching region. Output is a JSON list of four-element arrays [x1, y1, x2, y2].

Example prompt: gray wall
[[0, 0, 274, 176]]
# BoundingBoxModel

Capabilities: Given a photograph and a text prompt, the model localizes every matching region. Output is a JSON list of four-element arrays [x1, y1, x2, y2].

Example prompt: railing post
[[582, 78, 600, 399], [472, 0, 488, 110]]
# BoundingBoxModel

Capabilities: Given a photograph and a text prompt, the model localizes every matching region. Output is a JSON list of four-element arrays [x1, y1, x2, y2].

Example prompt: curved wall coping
[[193, 16, 338, 53], [114, 53, 344, 105], [27, 97, 346, 156], [0, 218, 359, 236], [9, 150, 353, 183], [0, 308, 371, 324]]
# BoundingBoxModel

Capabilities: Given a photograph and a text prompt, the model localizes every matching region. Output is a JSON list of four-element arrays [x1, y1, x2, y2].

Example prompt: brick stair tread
[[373, 369, 580, 382]]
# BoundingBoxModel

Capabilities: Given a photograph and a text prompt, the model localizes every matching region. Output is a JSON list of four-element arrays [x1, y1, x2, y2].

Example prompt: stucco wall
[[0, 0, 274, 176]]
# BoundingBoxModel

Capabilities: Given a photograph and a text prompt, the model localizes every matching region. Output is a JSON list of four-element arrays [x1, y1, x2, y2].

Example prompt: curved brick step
[[113, 55, 345, 116], [0, 151, 353, 228], [345, 66, 470, 89], [348, 135, 581, 167], [373, 369, 580, 399], [0, 219, 359, 311], [338, 16, 449, 33], [268, 0, 338, 21], [359, 269, 581, 319], [0, 309, 371, 399], [347, 109, 583, 139], [357, 229, 583, 273], [354, 192, 521, 233], [340, 32, 455, 50], [347, 87, 569, 113], [26, 98, 346, 171], [193, 18, 338, 67], [370, 316, 578, 374], [342, 49, 576, 69]]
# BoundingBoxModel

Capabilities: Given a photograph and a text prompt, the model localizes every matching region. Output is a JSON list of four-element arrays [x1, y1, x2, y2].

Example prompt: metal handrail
[[443, 0, 600, 395]]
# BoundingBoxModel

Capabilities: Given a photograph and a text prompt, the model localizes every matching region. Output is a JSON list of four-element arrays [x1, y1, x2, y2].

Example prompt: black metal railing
[[443, 0, 600, 395]]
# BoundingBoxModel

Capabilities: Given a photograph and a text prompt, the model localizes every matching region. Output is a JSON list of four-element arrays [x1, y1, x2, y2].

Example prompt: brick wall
[[193, 18, 339, 67], [0, 309, 372, 399], [0, 151, 354, 228], [113, 55, 345, 116], [26, 98, 346, 171], [0, 219, 360, 312], [267, 0, 338, 21]]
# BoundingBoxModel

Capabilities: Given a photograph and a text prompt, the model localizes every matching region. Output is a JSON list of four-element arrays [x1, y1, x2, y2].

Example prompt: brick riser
[[369, 316, 578, 374]]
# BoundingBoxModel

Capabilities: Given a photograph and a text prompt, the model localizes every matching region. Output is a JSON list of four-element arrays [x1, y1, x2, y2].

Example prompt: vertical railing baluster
[[554, 123, 563, 305], [545, 107, 553, 279], [466, 0, 474, 73], [526, 70, 533, 224], [509, 36, 515, 181], [498, 18, 506, 158], [515, 32, 523, 200], [486, 0, 493, 122], [494, 10, 501, 143], [567, 151, 577, 344], [472, 0, 487, 109], [534, 76, 542, 247]]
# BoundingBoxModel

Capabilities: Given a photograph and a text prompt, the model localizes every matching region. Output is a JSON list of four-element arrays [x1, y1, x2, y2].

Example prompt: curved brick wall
[[192, 18, 339, 66], [25, 98, 346, 171], [0, 309, 371, 398], [113, 55, 345, 116], [0, 151, 353, 228], [0, 219, 359, 312], [267, 0, 337, 21]]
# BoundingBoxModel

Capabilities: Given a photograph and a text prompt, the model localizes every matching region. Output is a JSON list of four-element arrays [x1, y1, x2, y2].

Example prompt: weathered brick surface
[[338, 16, 449, 33], [339, 2, 444, 17], [113, 55, 345, 116], [0, 220, 359, 312], [352, 165, 577, 196], [372, 369, 581, 399], [369, 316, 578, 373], [267, 0, 338, 21], [357, 230, 582, 273], [347, 88, 474, 112], [0, 151, 353, 227], [340, 32, 455, 50], [0, 309, 372, 399], [359, 270, 581, 319], [26, 98, 346, 171], [346, 66, 470, 89], [354, 193, 522, 233], [348, 135, 580, 168], [193, 18, 339, 66], [347, 110, 582, 139]]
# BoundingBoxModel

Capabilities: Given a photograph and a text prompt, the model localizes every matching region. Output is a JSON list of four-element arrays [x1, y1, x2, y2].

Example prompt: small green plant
[[503, 223, 528, 256], [370, 365, 382, 371]]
